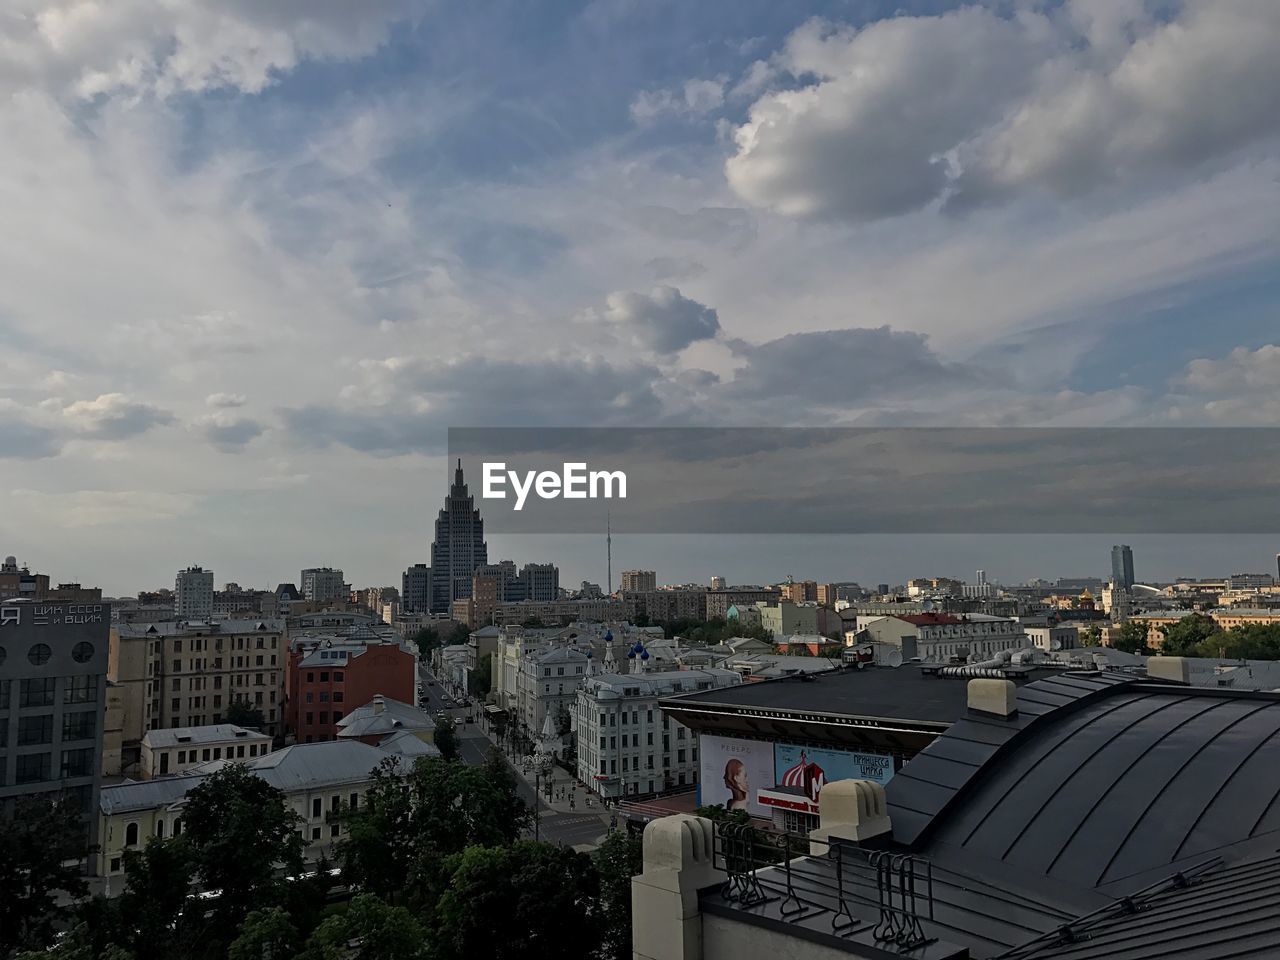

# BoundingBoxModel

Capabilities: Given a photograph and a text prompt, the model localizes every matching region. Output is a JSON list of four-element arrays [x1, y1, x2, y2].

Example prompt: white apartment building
[[97, 739, 413, 881], [857, 613, 1024, 662], [574, 667, 741, 800], [140, 723, 272, 778], [174, 566, 214, 619], [1024, 624, 1080, 653], [515, 643, 589, 735]]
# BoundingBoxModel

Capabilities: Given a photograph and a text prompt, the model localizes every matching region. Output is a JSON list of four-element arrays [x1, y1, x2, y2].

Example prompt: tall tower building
[[174, 566, 213, 620], [1110, 545, 1135, 590], [429, 460, 488, 614], [401, 563, 431, 613]]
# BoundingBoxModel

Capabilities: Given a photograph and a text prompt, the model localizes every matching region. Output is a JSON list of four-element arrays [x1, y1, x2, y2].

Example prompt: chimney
[[372, 695, 385, 715], [809, 779, 892, 854], [1146, 656, 1191, 684], [968, 678, 1017, 718]]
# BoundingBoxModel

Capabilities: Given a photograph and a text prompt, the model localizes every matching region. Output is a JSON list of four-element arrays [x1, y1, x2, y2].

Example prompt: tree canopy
[[0, 793, 93, 955]]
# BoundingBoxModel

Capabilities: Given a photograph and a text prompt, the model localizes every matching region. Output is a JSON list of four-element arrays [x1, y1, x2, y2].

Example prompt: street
[[416, 661, 612, 849]]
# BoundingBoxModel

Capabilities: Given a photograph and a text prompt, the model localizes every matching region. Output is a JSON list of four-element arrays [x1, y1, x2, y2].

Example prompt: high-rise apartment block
[[174, 566, 213, 620], [0, 599, 110, 848], [401, 563, 430, 613], [1111, 545, 1135, 589], [621, 570, 657, 593], [300, 567, 347, 605], [110, 618, 287, 742], [429, 461, 488, 613]]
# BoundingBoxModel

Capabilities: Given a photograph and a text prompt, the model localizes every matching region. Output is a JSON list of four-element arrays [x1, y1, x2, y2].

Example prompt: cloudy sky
[[3, 0, 1280, 595]]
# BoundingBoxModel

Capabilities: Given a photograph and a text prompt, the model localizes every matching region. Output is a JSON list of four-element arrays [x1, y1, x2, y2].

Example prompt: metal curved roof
[[888, 673, 1280, 895]]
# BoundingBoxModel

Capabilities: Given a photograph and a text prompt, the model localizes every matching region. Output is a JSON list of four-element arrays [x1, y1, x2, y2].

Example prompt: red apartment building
[[285, 636, 415, 743]]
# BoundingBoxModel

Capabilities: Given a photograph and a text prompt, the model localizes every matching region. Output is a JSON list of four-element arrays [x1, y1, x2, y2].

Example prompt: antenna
[[607, 511, 612, 595]]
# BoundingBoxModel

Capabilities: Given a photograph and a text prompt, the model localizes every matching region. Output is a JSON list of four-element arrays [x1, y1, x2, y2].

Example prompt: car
[[453, 717, 464, 725]]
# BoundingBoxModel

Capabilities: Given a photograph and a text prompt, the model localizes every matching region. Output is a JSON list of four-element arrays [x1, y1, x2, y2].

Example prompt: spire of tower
[[607, 511, 612, 595]]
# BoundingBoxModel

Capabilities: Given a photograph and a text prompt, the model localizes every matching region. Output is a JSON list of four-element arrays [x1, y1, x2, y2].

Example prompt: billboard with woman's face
[[697, 735, 774, 817]]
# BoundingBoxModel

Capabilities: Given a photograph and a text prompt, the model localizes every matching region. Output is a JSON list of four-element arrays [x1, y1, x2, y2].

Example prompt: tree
[[179, 763, 304, 952], [337, 754, 530, 904], [434, 720, 460, 761], [0, 793, 93, 955], [1080, 625, 1102, 647], [225, 697, 266, 730], [228, 907, 299, 960], [468, 654, 493, 698], [299, 894, 425, 960], [412, 627, 441, 659], [1193, 623, 1280, 660], [115, 837, 196, 960], [1158, 613, 1218, 655], [594, 830, 644, 960], [1112, 620, 1153, 655], [428, 842, 602, 960]]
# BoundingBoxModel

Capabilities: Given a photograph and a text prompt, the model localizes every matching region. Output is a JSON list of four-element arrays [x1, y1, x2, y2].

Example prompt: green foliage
[[0, 793, 92, 955], [594, 830, 644, 960], [433, 720, 460, 761], [658, 616, 769, 646], [428, 842, 601, 960], [336, 754, 530, 904], [1158, 613, 1219, 655], [227, 907, 299, 960], [1191, 622, 1280, 660], [117, 837, 196, 960], [299, 894, 425, 960], [180, 763, 304, 951], [521, 616, 545, 628], [1080, 625, 1102, 647], [412, 627, 441, 659], [468, 653, 493, 698], [1112, 619, 1153, 655], [225, 696, 267, 730]]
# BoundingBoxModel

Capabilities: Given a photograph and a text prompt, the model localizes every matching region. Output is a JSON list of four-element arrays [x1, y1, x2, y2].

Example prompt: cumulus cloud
[[206, 392, 248, 409], [1179, 344, 1280, 394], [718, 326, 974, 411], [0, 399, 60, 459], [1, 0, 425, 100], [195, 412, 265, 451], [727, 1, 1280, 221], [281, 354, 668, 455], [60, 393, 174, 440], [603, 287, 721, 355], [631, 76, 727, 122]]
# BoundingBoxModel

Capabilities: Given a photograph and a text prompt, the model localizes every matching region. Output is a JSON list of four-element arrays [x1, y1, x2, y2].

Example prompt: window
[[333, 692, 343, 703], [237, 745, 245, 758], [331, 795, 340, 811], [171, 698, 180, 712], [125, 822, 139, 847], [334, 671, 343, 682], [610, 736, 616, 749], [305, 713, 314, 725], [63, 711, 96, 741], [16, 753, 51, 784], [306, 692, 314, 703], [65, 675, 96, 703], [350, 793, 359, 810], [599, 736, 606, 749], [333, 711, 343, 723], [256, 655, 264, 667], [19, 677, 55, 708], [319, 691, 329, 702], [311, 827, 321, 841], [319, 712, 328, 725], [111, 857, 121, 873], [312, 798, 322, 818], [646, 732, 653, 745], [320, 671, 329, 682], [71, 641, 94, 663], [177, 750, 186, 764], [61, 747, 94, 778], [330, 824, 340, 837], [677, 749, 686, 763], [172, 660, 180, 673], [174, 640, 183, 653], [19, 715, 53, 745]]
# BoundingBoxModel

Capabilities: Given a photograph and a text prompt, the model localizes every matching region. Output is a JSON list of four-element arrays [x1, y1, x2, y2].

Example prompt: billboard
[[760, 743, 896, 816], [697, 735, 774, 818]]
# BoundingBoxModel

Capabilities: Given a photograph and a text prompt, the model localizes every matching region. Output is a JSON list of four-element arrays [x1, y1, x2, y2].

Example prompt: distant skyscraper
[[174, 566, 213, 619], [429, 460, 488, 614], [976, 569, 987, 586], [1111, 545, 1135, 589], [710, 576, 726, 591]]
